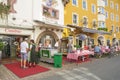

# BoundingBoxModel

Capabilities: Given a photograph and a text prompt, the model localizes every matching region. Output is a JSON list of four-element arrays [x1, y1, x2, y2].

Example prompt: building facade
[[0, 0, 120, 57], [63, 0, 120, 51], [0, 0, 65, 58], [104, 0, 120, 46]]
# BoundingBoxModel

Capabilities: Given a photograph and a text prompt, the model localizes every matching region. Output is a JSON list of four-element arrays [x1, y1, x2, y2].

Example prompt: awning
[[67, 24, 82, 29], [82, 27, 111, 35], [67, 24, 111, 35], [82, 27, 99, 33]]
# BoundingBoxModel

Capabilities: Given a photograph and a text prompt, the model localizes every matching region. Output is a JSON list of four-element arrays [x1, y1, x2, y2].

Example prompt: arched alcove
[[36, 31, 59, 47]]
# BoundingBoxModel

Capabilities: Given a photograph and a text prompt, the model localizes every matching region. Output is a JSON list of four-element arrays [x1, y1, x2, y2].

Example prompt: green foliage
[[0, 2, 10, 19], [74, 45, 80, 49], [0, 42, 4, 50], [97, 28, 108, 31]]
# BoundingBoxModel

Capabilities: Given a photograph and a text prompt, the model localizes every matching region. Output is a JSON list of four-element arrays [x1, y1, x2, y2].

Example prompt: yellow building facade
[[63, 0, 120, 49], [105, 0, 120, 44]]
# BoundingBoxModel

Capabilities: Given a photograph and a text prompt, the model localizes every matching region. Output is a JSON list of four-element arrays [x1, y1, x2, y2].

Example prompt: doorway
[[0, 35, 28, 58]]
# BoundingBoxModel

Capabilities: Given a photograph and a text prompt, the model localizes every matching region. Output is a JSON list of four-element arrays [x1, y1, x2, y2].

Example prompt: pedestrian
[[108, 45, 115, 58], [67, 40, 73, 53], [94, 45, 101, 58], [20, 38, 29, 69], [29, 39, 38, 67]]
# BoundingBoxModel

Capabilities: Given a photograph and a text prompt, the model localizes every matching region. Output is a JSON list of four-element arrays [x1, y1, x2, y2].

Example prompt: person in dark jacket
[[29, 39, 38, 67]]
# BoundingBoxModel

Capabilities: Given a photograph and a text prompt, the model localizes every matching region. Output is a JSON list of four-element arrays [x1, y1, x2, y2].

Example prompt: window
[[91, 4, 96, 14], [98, 22, 101, 27], [98, 7, 105, 14], [98, 21, 105, 28], [82, 0, 87, 10], [51, 10, 58, 18], [104, 0, 108, 6], [102, 22, 105, 27], [72, 0, 78, 6], [110, 1, 114, 9], [111, 25, 114, 32], [116, 27, 119, 33], [110, 13, 114, 21], [72, 13, 78, 25], [92, 20, 97, 28], [82, 17, 88, 27], [105, 11, 108, 19], [116, 15, 119, 22], [115, 4, 119, 11], [43, 6, 50, 16], [43, 6, 59, 19], [101, 7, 105, 14]]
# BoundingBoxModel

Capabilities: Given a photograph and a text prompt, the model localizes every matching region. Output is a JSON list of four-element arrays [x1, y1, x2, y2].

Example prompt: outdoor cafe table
[[67, 50, 94, 61]]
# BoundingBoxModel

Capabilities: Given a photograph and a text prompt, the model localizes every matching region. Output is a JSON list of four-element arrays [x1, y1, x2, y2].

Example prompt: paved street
[[40, 55, 120, 80], [0, 55, 120, 80]]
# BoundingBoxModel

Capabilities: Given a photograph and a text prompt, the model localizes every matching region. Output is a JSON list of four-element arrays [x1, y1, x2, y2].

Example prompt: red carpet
[[4, 62, 50, 78]]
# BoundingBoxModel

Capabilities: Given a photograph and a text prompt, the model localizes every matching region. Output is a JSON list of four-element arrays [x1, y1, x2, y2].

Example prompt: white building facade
[[0, 0, 64, 58]]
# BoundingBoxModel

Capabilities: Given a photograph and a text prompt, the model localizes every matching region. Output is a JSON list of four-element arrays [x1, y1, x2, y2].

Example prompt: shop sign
[[5, 28, 22, 33]]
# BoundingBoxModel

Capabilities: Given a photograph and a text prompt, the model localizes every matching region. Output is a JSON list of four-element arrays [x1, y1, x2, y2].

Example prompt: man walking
[[20, 38, 29, 68]]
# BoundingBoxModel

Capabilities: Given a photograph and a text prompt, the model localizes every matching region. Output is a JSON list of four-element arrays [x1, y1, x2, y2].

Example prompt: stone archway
[[36, 31, 59, 46]]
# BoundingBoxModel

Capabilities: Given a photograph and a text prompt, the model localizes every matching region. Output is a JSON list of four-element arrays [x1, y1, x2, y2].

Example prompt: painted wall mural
[[42, 0, 59, 19], [8, 0, 17, 13], [42, 0, 58, 7]]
